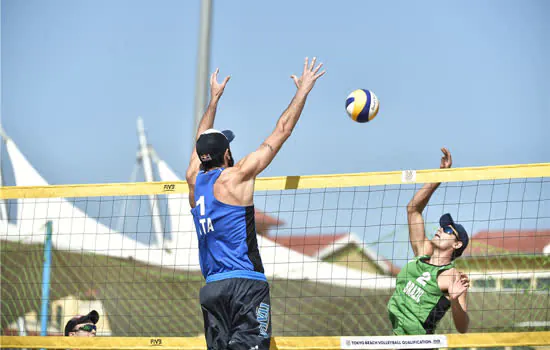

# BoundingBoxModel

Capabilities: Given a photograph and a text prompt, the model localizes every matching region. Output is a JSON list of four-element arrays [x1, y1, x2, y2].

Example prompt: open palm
[[290, 57, 326, 94], [210, 68, 230, 99]]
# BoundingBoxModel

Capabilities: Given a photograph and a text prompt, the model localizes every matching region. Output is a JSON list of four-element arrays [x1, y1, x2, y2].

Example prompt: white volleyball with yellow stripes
[[345, 89, 380, 123]]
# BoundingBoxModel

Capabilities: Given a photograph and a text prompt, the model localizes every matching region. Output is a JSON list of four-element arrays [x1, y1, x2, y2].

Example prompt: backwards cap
[[195, 129, 235, 163]]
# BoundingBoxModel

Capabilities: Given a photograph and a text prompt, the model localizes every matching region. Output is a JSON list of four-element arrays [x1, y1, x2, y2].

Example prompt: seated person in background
[[64, 310, 99, 337]]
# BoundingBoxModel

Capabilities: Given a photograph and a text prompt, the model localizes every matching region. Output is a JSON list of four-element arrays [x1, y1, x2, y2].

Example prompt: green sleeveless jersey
[[387, 255, 454, 335]]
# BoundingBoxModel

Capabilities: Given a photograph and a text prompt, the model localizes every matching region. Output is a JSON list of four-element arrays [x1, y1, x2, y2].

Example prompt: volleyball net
[[1, 163, 549, 349]]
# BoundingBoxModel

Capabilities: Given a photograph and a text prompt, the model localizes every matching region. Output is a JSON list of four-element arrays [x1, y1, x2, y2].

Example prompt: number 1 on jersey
[[196, 195, 206, 216], [196, 196, 214, 235]]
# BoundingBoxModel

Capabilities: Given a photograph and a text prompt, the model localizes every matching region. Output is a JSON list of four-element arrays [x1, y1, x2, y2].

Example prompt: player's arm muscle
[[442, 269, 469, 333], [236, 90, 308, 180], [407, 148, 453, 256], [187, 184, 196, 208], [235, 57, 325, 181], [186, 98, 220, 187], [407, 183, 439, 256], [185, 69, 230, 200], [451, 290, 469, 333]]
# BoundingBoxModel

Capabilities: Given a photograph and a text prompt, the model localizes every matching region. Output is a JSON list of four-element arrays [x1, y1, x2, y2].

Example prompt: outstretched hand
[[290, 57, 326, 94], [440, 147, 453, 169], [210, 68, 230, 100]]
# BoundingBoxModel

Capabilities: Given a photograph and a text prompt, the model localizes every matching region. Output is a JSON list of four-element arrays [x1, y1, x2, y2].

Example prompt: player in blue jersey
[[185, 58, 325, 350]]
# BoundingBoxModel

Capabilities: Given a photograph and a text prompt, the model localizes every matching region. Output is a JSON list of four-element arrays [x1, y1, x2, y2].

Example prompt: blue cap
[[440, 213, 469, 258], [220, 129, 235, 143]]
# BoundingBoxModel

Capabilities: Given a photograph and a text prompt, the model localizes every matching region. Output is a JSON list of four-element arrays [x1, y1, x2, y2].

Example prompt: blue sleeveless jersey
[[191, 168, 266, 283]]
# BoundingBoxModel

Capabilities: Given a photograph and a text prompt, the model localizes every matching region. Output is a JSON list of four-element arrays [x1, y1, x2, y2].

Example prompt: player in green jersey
[[387, 148, 470, 336]]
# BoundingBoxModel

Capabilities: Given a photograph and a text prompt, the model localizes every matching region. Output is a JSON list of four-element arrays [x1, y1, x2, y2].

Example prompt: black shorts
[[200, 278, 271, 350]]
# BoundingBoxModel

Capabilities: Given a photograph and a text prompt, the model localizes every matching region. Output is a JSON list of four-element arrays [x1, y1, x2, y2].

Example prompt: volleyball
[[345, 89, 380, 123]]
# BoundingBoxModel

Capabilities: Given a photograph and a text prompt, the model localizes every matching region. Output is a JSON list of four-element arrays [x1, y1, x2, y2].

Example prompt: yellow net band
[[2, 332, 550, 349], [1, 162, 549, 199]]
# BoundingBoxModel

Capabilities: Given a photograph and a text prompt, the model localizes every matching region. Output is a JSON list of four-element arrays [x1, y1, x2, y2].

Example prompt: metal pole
[[40, 221, 53, 337], [114, 162, 140, 234], [192, 0, 213, 145], [137, 117, 165, 249]]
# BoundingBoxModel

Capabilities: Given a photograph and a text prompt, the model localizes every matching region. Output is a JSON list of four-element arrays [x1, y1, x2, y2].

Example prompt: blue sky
[[1, 0, 549, 262], [2, 0, 549, 185]]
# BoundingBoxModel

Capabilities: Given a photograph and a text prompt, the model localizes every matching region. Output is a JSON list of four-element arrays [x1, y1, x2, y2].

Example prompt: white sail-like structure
[[0, 136, 164, 264], [155, 158, 199, 268], [0, 131, 395, 289]]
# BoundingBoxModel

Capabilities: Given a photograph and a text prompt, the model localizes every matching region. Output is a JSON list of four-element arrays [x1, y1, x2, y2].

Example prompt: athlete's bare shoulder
[[438, 267, 458, 279], [217, 167, 255, 193], [437, 267, 459, 291], [219, 165, 257, 185], [218, 167, 240, 183], [442, 267, 458, 275], [213, 167, 254, 206]]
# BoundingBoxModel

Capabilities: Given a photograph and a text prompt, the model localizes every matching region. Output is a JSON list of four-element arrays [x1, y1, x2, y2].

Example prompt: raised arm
[[235, 57, 325, 180], [407, 148, 452, 256], [448, 271, 470, 333], [186, 69, 230, 185]]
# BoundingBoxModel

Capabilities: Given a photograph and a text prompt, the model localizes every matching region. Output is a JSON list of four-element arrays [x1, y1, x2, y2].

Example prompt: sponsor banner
[[341, 335, 447, 349]]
